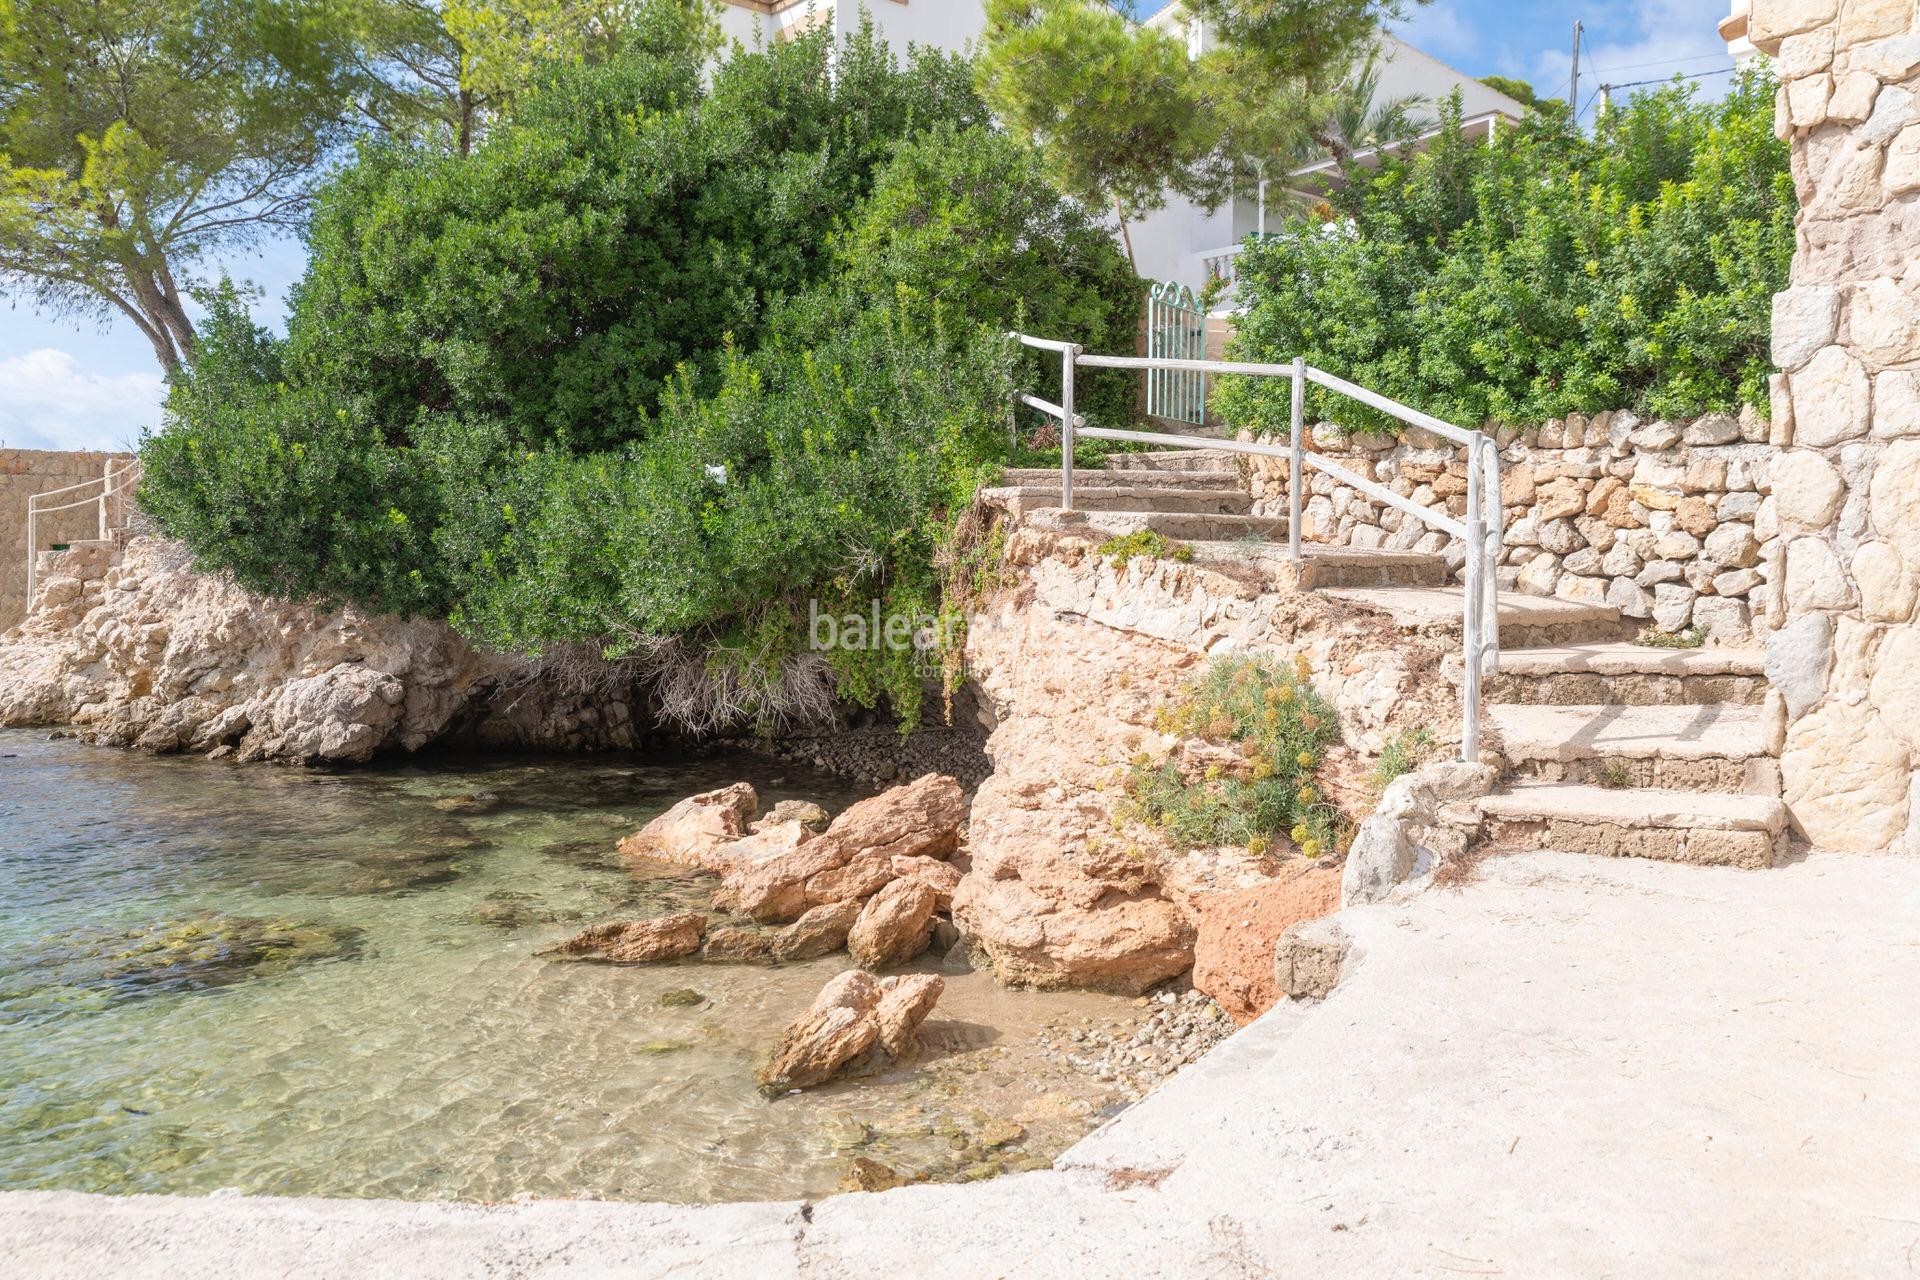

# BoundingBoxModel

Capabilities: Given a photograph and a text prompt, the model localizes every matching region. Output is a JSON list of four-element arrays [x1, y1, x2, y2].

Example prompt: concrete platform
[[1486, 702, 1777, 762], [979, 485, 1251, 517], [8, 853, 1918, 1277], [1495, 641, 1765, 677], [1322, 585, 1622, 635], [1481, 782, 1788, 832]]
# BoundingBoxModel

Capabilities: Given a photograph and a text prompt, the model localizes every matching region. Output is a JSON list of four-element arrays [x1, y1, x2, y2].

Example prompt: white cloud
[[1529, 0, 1737, 115], [0, 349, 165, 454], [1393, 1, 1476, 63]]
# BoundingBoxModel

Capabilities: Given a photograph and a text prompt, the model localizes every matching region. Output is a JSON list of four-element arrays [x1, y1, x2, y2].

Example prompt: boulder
[[701, 926, 776, 962], [720, 774, 964, 923], [756, 970, 944, 1093], [755, 800, 830, 834], [1189, 869, 1342, 1024], [551, 912, 707, 963], [889, 855, 963, 910], [616, 783, 759, 868], [771, 900, 864, 961], [848, 878, 939, 969]]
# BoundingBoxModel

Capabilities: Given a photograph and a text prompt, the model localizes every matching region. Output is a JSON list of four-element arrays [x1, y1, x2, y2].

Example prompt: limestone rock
[[552, 913, 707, 964], [1868, 439, 1920, 551], [772, 900, 865, 961], [1783, 536, 1858, 611], [1789, 346, 1871, 448], [1769, 450, 1847, 528], [1702, 522, 1762, 569], [1188, 869, 1341, 1024], [720, 774, 963, 923], [873, 973, 944, 1058], [0, 535, 641, 762], [1782, 701, 1911, 852], [1272, 918, 1349, 1001], [756, 800, 830, 833], [617, 784, 759, 867], [756, 970, 944, 1092], [889, 855, 963, 910], [1849, 277, 1920, 368], [847, 878, 938, 969], [757, 970, 884, 1092], [1868, 628, 1920, 756], [1853, 541, 1918, 621]]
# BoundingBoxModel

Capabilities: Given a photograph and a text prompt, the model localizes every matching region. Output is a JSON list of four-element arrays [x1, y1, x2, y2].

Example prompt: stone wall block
[[1790, 344, 1873, 445]]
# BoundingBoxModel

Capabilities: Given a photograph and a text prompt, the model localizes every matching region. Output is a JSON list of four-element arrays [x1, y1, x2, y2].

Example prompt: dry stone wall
[[0, 449, 132, 631], [1243, 408, 1774, 645], [1745, 0, 1920, 853]]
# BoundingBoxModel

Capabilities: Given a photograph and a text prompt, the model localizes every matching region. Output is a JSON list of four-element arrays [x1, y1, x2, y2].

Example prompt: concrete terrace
[[7, 851, 1917, 1278]]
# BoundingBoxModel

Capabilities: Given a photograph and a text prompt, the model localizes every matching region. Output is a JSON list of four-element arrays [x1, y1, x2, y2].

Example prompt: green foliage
[[1095, 529, 1193, 570], [0, 0, 364, 368], [1637, 623, 1707, 649], [1213, 72, 1792, 434], [1477, 74, 1539, 109], [286, 22, 985, 454], [139, 288, 454, 616], [1370, 727, 1436, 791], [1124, 655, 1342, 857], [838, 124, 1138, 424], [979, 0, 1407, 254]]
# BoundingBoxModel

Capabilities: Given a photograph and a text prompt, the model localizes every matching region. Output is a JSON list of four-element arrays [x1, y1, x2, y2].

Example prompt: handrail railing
[[1009, 331, 1502, 764], [25, 458, 142, 605]]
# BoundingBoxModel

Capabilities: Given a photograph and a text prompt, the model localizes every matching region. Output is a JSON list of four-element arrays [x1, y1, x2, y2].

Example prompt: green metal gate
[[1146, 280, 1205, 425]]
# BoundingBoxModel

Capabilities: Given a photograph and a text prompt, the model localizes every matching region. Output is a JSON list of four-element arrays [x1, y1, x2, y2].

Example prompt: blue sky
[[0, 0, 1737, 452]]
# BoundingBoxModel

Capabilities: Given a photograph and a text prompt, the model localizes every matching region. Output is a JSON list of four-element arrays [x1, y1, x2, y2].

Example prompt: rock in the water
[[721, 774, 963, 924], [756, 970, 945, 1093], [772, 900, 864, 961], [756, 800, 830, 834], [839, 1157, 907, 1193], [551, 913, 706, 963], [872, 973, 943, 1058], [1189, 868, 1341, 1024], [848, 878, 938, 969], [700, 925, 776, 962], [616, 784, 758, 868], [889, 855, 962, 910], [659, 987, 706, 1008]]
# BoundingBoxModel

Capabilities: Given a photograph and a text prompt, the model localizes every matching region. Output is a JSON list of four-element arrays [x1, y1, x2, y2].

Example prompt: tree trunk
[[1111, 195, 1137, 274]]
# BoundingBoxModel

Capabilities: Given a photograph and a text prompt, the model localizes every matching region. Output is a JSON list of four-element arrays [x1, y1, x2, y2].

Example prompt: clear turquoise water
[[0, 731, 1128, 1204]]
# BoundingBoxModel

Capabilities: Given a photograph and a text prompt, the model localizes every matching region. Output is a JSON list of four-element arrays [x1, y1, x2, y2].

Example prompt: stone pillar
[[1752, 0, 1920, 851]]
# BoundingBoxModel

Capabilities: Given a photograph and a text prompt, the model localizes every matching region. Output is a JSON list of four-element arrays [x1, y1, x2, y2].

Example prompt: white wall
[[716, 1, 985, 56]]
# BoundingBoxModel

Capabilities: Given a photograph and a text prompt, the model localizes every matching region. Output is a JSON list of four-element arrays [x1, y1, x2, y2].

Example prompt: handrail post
[[1288, 356, 1305, 564], [25, 501, 37, 607], [1479, 438, 1502, 676], [1462, 453, 1485, 764], [1060, 344, 1079, 513]]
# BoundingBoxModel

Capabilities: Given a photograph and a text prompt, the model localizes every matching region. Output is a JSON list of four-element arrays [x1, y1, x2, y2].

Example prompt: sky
[[0, 0, 1739, 453]]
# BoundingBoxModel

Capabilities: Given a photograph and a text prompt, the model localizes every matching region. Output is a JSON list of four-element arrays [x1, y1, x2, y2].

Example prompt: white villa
[[716, 0, 988, 59]]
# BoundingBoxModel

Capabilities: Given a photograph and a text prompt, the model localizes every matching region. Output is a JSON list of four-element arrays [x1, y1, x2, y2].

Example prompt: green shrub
[[838, 124, 1139, 424], [1124, 655, 1343, 857], [140, 17, 1148, 734], [1370, 727, 1437, 792], [1095, 528, 1192, 570], [1213, 71, 1791, 434]]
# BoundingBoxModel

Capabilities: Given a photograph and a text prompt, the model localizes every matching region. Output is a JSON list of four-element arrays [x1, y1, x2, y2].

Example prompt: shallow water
[[0, 731, 1141, 1204]]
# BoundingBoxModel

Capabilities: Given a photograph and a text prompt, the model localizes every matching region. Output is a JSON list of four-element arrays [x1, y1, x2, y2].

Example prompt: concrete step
[[1485, 702, 1782, 794], [1002, 467, 1244, 489], [980, 484, 1252, 517], [1104, 449, 1241, 477], [1320, 586, 1634, 647], [1481, 642, 1769, 707], [1478, 782, 1786, 869], [1187, 542, 1450, 589]]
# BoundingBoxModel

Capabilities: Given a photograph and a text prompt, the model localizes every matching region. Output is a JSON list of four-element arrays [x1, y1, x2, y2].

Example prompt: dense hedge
[[141, 22, 1137, 730], [1214, 71, 1792, 434]]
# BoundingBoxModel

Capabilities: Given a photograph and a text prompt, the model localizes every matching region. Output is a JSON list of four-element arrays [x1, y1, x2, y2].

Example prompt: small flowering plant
[[1124, 654, 1344, 857]]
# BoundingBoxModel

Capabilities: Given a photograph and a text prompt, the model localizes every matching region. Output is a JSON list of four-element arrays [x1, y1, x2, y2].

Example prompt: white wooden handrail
[[1009, 332, 1503, 763], [25, 459, 142, 605]]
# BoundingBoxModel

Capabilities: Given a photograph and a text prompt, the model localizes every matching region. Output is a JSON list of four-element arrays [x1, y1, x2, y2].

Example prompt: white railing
[[1009, 332, 1502, 763], [24, 458, 143, 604]]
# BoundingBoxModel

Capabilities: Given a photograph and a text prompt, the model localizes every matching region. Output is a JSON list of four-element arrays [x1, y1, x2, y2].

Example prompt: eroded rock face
[[953, 517, 1449, 996], [756, 970, 944, 1093], [552, 913, 707, 963], [615, 783, 759, 868], [0, 537, 642, 762]]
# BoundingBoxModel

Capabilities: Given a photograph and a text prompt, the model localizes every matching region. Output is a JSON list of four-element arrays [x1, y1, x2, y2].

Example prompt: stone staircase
[[985, 448, 1791, 872]]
